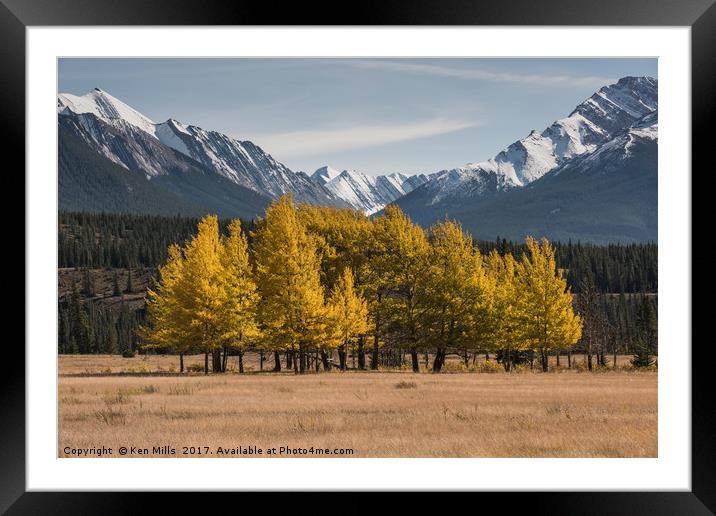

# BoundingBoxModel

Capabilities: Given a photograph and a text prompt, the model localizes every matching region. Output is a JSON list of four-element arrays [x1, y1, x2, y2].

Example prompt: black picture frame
[[4, 0, 711, 512]]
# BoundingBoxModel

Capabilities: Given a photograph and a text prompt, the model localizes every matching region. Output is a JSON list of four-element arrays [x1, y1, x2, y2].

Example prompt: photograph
[[56, 57, 658, 459]]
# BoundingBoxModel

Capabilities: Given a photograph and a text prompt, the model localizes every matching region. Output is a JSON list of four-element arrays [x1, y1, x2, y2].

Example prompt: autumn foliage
[[142, 195, 581, 374]]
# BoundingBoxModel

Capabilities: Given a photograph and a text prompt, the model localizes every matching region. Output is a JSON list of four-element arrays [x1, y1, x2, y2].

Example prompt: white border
[[27, 27, 691, 491]]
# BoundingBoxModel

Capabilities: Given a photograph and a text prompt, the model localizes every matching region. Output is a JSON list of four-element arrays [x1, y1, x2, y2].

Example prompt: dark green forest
[[57, 211, 657, 359]]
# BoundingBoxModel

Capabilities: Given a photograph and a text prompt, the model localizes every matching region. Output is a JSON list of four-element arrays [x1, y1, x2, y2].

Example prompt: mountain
[[440, 111, 658, 244], [312, 168, 430, 214], [57, 88, 342, 208], [59, 121, 272, 219], [391, 76, 658, 242]]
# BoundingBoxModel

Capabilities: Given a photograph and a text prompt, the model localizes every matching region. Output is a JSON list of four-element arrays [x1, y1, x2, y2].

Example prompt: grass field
[[58, 354, 657, 458]]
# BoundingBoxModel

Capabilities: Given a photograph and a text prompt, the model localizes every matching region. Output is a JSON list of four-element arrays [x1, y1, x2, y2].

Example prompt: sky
[[58, 58, 657, 176]]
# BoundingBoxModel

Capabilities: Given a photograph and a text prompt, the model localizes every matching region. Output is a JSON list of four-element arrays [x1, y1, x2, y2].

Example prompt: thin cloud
[[341, 60, 614, 88], [252, 118, 478, 158]]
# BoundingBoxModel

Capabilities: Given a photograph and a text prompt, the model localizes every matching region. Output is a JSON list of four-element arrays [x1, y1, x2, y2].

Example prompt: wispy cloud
[[340, 60, 614, 88], [251, 117, 478, 158]]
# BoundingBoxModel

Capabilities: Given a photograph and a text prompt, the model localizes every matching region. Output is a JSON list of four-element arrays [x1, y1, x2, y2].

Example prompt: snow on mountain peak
[[418, 76, 658, 202], [314, 168, 429, 214], [311, 166, 342, 185], [58, 88, 157, 136]]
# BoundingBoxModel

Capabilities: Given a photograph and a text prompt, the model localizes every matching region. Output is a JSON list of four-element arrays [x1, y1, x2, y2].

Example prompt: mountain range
[[57, 76, 657, 242]]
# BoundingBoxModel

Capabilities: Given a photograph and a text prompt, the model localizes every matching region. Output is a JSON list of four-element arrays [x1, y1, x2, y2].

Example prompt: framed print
[[4, 0, 713, 512]]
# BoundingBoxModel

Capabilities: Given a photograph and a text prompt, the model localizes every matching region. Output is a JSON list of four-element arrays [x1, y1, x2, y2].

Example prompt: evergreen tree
[[125, 268, 134, 293]]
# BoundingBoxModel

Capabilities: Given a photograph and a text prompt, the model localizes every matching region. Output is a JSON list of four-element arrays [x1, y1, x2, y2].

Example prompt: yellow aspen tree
[[252, 195, 330, 374], [514, 237, 583, 372], [484, 250, 523, 371], [180, 214, 226, 374], [424, 220, 486, 372], [369, 206, 431, 372], [217, 219, 260, 373], [141, 244, 192, 372], [327, 267, 369, 371]]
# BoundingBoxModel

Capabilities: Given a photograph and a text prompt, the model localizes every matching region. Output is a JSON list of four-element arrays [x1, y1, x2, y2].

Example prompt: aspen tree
[[327, 267, 369, 370], [424, 220, 487, 372], [484, 250, 522, 371], [370, 206, 431, 372], [141, 244, 193, 372], [514, 237, 583, 372], [216, 219, 259, 372], [180, 215, 226, 374], [253, 195, 330, 374]]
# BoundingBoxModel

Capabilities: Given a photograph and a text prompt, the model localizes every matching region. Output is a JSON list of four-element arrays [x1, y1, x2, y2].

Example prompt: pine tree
[[514, 237, 583, 372], [112, 271, 122, 297], [125, 268, 134, 294]]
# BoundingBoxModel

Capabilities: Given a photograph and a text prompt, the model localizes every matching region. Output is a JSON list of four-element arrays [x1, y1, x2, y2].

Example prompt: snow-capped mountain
[[441, 110, 659, 244], [393, 91, 658, 243], [402, 76, 658, 207], [312, 168, 429, 214], [57, 88, 341, 206]]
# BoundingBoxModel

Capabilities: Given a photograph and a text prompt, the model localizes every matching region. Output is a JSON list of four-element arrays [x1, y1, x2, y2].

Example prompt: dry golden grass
[[59, 354, 656, 458]]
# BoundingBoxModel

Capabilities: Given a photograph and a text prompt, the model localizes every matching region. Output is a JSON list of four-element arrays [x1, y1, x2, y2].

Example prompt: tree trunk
[[410, 348, 420, 373], [238, 350, 244, 373], [212, 349, 222, 373], [259, 351, 265, 372], [357, 338, 365, 370], [273, 351, 281, 372], [568, 350, 572, 369], [432, 349, 446, 373], [556, 350, 560, 367], [613, 349, 618, 369], [204, 352, 209, 375], [222, 346, 228, 372], [587, 353, 593, 371], [540, 348, 549, 372], [286, 352, 293, 370], [338, 343, 347, 371], [293, 350, 299, 375], [299, 350, 306, 374], [321, 350, 331, 370], [371, 334, 379, 370], [179, 353, 184, 373]]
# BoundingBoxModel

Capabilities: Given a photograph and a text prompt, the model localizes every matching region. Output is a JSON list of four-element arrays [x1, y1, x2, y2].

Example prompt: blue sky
[[58, 58, 657, 175]]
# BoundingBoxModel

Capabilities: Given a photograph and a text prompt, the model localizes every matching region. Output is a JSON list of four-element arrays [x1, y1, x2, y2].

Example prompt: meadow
[[59, 354, 657, 458]]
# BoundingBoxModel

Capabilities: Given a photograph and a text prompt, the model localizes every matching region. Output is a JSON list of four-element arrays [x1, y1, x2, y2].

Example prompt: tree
[[141, 244, 193, 371], [632, 296, 657, 368], [484, 250, 523, 371], [424, 220, 489, 372], [327, 267, 369, 370], [253, 195, 332, 374], [514, 237, 582, 372], [180, 215, 226, 373], [125, 268, 134, 294], [112, 271, 122, 297], [216, 219, 260, 372], [370, 206, 431, 372]]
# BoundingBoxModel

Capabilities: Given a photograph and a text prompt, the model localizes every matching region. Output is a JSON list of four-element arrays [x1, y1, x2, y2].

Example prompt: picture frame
[[5, 0, 711, 511]]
